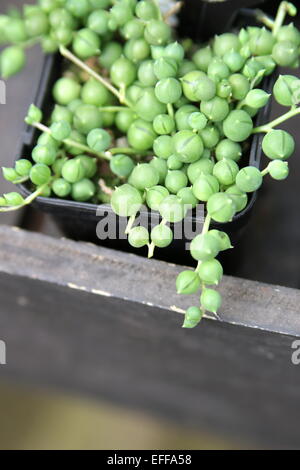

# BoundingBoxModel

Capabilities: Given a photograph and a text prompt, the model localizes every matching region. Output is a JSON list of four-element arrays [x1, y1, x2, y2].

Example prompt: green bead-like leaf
[[87, 128, 112, 152], [245, 89, 270, 109], [200, 288, 222, 314], [151, 224, 173, 248], [268, 160, 289, 180], [262, 130, 295, 160], [0, 46, 26, 79], [3, 192, 24, 206], [50, 120, 72, 141], [208, 230, 233, 251], [25, 104, 43, 125], [111, 184, 143, 217], [128, 226, 149, 248], [190, 233, 220, 262], [15, 159, 32, 177], [176, 270, 201, 295], [182, 306, 203, 328], [2, 167, 18, 182], [235, 166, 263, 193], [273, 75, 300, 107]]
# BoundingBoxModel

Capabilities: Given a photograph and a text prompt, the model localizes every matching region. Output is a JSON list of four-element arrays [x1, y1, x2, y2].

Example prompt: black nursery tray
[[15, 47, 274, 266]]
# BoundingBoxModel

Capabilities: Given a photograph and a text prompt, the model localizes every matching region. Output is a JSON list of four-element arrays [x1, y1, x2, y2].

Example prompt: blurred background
[[0, 0, 299, 450], [0, 382, 241, 450]]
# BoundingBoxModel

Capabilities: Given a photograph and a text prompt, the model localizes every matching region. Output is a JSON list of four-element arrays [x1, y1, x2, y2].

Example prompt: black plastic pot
[[15, 9, 275, 266], [15, 51, 274, 266], [178, 0, 279, 40]]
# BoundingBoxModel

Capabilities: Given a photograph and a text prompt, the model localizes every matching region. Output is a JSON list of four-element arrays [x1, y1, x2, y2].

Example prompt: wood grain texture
[[0, 225, 299, 336], [0, 226, 300, 448]]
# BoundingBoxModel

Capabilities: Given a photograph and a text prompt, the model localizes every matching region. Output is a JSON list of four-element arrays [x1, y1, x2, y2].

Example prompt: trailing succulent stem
[[59, 45, 132, 107]]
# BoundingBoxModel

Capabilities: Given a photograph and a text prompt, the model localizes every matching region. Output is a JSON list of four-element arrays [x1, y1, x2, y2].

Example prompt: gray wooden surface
[[0, 225, 300, 449]]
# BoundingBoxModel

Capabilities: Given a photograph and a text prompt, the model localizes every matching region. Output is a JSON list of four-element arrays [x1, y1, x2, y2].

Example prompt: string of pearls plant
[[1, 0, 300, 327]]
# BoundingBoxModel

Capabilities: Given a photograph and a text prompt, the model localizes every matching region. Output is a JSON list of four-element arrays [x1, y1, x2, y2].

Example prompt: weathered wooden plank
[[0, 226, 300, 448], [0, 225, 299, 336]]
